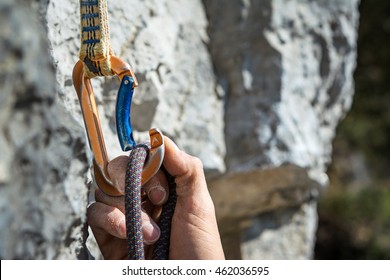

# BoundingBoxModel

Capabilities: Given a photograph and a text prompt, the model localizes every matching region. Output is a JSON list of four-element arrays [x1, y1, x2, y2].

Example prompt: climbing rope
[[125, 144, 177, 260], [125, 144, 148, 260], [152, 168, 177, 260]]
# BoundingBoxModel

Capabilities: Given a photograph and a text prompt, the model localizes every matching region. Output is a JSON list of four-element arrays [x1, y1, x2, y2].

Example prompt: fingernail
[[143, 222, 160, 245], [116, 217, 126, 238], [148, 186, 166, 205]]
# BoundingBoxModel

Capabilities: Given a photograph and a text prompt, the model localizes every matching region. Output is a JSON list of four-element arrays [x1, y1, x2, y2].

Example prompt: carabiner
[[73, 56, 164, 196]]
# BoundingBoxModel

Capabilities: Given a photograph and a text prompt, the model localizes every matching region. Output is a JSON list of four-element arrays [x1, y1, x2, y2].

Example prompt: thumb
[[162, 136, 189, 177], [162, 136, 207, 196], [163, 136, 204, 179]]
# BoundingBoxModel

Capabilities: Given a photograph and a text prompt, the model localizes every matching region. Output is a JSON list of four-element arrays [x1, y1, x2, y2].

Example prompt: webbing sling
[[79, 0, 113, 78]]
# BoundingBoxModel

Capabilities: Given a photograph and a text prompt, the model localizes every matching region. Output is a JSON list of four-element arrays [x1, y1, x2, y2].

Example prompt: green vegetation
[[317, 185, 390, 259]]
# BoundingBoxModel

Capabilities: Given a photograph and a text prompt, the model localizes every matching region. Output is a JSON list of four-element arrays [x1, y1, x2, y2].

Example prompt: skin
[[87, 136, 225, 260]]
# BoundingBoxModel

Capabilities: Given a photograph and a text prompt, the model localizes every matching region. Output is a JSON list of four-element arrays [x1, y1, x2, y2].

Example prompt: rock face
[[0, 0, 89, 259], [204, 0, 360, 259], [0, 0, 359, 259]]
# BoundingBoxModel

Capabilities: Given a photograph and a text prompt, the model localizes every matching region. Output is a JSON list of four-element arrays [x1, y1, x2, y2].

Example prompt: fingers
[[95, 187, 159, 219], [87, 201, 161, 244], [95, 188, 125, 213], [107, 156, 169, 206], [143, 170, 168, 205], [141, 211, 160, 245], [88, 202, 126, 239], [162, 136, 188, 177], [107, 155, 128, 194], [163, 136, 205, 178], [163, 136, 207, 197]]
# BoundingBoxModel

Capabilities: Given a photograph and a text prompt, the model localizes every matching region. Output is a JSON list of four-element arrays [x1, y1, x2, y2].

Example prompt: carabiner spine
[[73, 60, 121, 197]]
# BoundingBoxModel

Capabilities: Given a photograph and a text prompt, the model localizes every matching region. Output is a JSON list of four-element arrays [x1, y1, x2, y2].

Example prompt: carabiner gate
[[73, 56, 164, 196]]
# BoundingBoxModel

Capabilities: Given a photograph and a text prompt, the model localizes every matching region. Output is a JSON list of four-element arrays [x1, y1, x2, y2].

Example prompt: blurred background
[[315, 0, 390, 259]]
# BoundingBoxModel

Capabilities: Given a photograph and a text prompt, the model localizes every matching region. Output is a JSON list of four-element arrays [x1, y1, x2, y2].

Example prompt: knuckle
[[189, 155, 203, 171]]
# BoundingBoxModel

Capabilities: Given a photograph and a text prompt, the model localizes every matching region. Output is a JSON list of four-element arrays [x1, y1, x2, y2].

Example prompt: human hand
[[87, 136, 225, 260]]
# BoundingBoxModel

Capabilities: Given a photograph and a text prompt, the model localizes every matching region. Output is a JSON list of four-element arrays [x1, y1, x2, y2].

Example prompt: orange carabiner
[[73, 56, 164, 196]]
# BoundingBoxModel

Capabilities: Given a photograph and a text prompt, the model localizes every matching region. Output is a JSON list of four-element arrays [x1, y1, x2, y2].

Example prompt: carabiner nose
[[142, 128, 165, 185], [113, 56, 165, 184], [73, 56, 165, 196]]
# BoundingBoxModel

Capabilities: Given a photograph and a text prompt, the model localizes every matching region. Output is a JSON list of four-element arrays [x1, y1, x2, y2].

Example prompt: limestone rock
[[0, 0, 359, 260], [204, 0, 359, 259], [242, 202, 318, 259], [0, 0, 89, 259]]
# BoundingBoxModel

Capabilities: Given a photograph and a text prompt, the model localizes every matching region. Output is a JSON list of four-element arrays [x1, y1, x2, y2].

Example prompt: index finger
[[107, 154, 169, 206], [107, 155, 128, 194]]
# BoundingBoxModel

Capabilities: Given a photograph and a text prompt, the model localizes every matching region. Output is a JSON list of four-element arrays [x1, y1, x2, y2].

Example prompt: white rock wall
[[0, 0, 359, 259], [0, 0, 89, 259], [203, 0, 359, 259]]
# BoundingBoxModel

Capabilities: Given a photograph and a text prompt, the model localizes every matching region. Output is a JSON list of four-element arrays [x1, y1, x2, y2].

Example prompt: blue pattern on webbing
[[80, 0, 99, 6]]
